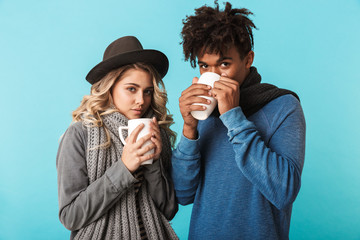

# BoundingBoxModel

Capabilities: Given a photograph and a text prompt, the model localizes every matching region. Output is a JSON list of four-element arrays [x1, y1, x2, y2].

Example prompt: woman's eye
[[144, 90, 153, 96], [127, 87, 136, 92], [200, 64, 208, 69]]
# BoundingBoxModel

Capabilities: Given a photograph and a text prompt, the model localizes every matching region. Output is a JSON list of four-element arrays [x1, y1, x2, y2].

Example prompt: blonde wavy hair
[[72, 63, 176, 148]]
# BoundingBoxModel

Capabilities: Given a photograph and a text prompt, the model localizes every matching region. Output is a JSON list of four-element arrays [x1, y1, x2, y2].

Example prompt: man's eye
[[200, 64, 208, 69], [221, 62, 230, 67]]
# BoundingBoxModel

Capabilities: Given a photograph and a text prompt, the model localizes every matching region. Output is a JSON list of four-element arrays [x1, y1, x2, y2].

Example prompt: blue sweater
[[171, 94, 306, 240]]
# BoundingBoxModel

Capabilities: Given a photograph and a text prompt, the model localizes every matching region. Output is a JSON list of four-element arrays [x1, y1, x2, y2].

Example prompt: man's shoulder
[[252, 94, 303, 128], [264, 94, 301, 113]]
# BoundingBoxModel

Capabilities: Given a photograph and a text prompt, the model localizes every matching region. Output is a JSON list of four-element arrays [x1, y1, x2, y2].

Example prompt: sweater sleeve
[[220, 99, 306, 210], [56, 123, 137, 231], [171, 134, 201, 205]]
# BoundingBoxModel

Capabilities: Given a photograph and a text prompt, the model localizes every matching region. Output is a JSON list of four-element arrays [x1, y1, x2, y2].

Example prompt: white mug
[[118, 118, 154, 165], [191, 72, 221, 120]]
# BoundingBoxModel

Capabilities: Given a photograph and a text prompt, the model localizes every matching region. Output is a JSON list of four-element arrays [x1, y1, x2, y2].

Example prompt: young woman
[[56, 36, 178, 240]]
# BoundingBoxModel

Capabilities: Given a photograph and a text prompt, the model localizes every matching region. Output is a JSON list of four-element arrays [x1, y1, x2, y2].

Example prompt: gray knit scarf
[[74, 111, 178, 240]]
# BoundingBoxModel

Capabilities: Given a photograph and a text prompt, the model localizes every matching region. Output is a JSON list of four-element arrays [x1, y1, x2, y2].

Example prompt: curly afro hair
[[181, 1, 257, 68]]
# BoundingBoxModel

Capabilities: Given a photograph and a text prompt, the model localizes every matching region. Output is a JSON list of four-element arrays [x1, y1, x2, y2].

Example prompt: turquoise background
[[1, 0, 359, 239]]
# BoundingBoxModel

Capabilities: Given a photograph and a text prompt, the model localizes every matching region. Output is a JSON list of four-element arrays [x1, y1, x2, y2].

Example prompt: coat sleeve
[[220, 97, 306, 210], [56, 123, 137, 231], [142, 157, 178, 220], [142, 129, 178, 220]]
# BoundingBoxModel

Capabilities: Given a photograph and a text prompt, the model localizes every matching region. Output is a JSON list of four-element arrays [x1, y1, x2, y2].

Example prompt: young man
[[171, 2, 306, 240]]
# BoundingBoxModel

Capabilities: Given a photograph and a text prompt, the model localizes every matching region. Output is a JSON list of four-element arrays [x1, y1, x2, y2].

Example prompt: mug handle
[[118, 126, 128, 145]]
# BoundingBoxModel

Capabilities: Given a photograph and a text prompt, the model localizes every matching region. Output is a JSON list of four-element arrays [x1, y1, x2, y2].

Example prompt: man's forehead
[[198, 45, 236, 58], [197, 47, 237, 62]]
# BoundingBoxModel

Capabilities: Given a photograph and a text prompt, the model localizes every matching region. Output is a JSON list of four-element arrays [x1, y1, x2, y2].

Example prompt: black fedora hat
[[86, 36, 169, 84]]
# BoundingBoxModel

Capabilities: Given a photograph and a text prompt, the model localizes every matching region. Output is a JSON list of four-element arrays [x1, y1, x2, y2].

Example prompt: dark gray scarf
[[74, 111, 178, 240], [240, 67, 300, 117]]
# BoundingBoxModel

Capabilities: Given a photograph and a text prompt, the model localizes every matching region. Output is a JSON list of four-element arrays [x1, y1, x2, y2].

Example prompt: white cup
[[118, 118, 154, 165], [191, 72, 221, 120]]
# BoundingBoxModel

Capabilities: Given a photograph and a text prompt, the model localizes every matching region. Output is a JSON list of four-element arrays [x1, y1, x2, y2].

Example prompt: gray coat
[[56, 122, 178, 238]]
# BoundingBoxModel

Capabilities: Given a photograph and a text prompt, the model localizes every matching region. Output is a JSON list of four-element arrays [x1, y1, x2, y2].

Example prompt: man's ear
[[245, 51, 254, 68]]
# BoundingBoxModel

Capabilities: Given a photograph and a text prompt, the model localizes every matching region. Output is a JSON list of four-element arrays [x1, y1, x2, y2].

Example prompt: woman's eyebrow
[[124, 83, 154, 89], [124, 83, 140, 87]]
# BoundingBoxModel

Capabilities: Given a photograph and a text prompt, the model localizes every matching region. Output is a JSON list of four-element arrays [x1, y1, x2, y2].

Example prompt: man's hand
[[179, 77, 212, 139], [211, 73, 240, 115]]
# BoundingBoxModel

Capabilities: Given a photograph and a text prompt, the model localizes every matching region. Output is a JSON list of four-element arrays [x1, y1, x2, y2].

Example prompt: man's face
[[197, 46, 254, 86]]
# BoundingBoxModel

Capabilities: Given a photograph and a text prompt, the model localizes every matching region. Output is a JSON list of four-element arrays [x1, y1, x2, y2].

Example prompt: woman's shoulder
[[69, 121, 86, 131], [62, 121, 88, 144], [57, 122, 88, 168]]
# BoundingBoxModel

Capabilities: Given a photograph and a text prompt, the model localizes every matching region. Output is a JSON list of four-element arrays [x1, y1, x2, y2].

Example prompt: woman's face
[[112, 68, 154, 119]]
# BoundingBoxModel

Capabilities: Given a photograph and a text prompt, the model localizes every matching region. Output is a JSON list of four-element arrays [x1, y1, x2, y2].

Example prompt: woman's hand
[[150, 117, 162, 160], [121, 123, 156, 173]]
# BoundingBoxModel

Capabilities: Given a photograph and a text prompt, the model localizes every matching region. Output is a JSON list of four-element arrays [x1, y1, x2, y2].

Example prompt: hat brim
[[86, 49, 169, 84]]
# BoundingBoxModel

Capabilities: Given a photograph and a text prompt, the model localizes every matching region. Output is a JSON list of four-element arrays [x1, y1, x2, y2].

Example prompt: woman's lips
[[132, 109, 143, 115]]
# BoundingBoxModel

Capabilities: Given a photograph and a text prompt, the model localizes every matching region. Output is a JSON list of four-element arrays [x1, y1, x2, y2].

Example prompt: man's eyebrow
[[217, 57, 232, 63], [197, 57, 233, 65]]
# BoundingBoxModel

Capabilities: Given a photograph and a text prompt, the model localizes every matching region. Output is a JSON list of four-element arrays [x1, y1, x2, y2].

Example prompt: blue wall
[[0, 0, 359, 239]]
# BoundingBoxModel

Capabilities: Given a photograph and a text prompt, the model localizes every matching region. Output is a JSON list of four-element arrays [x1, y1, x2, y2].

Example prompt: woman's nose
[[136, 92, 144, 105]]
